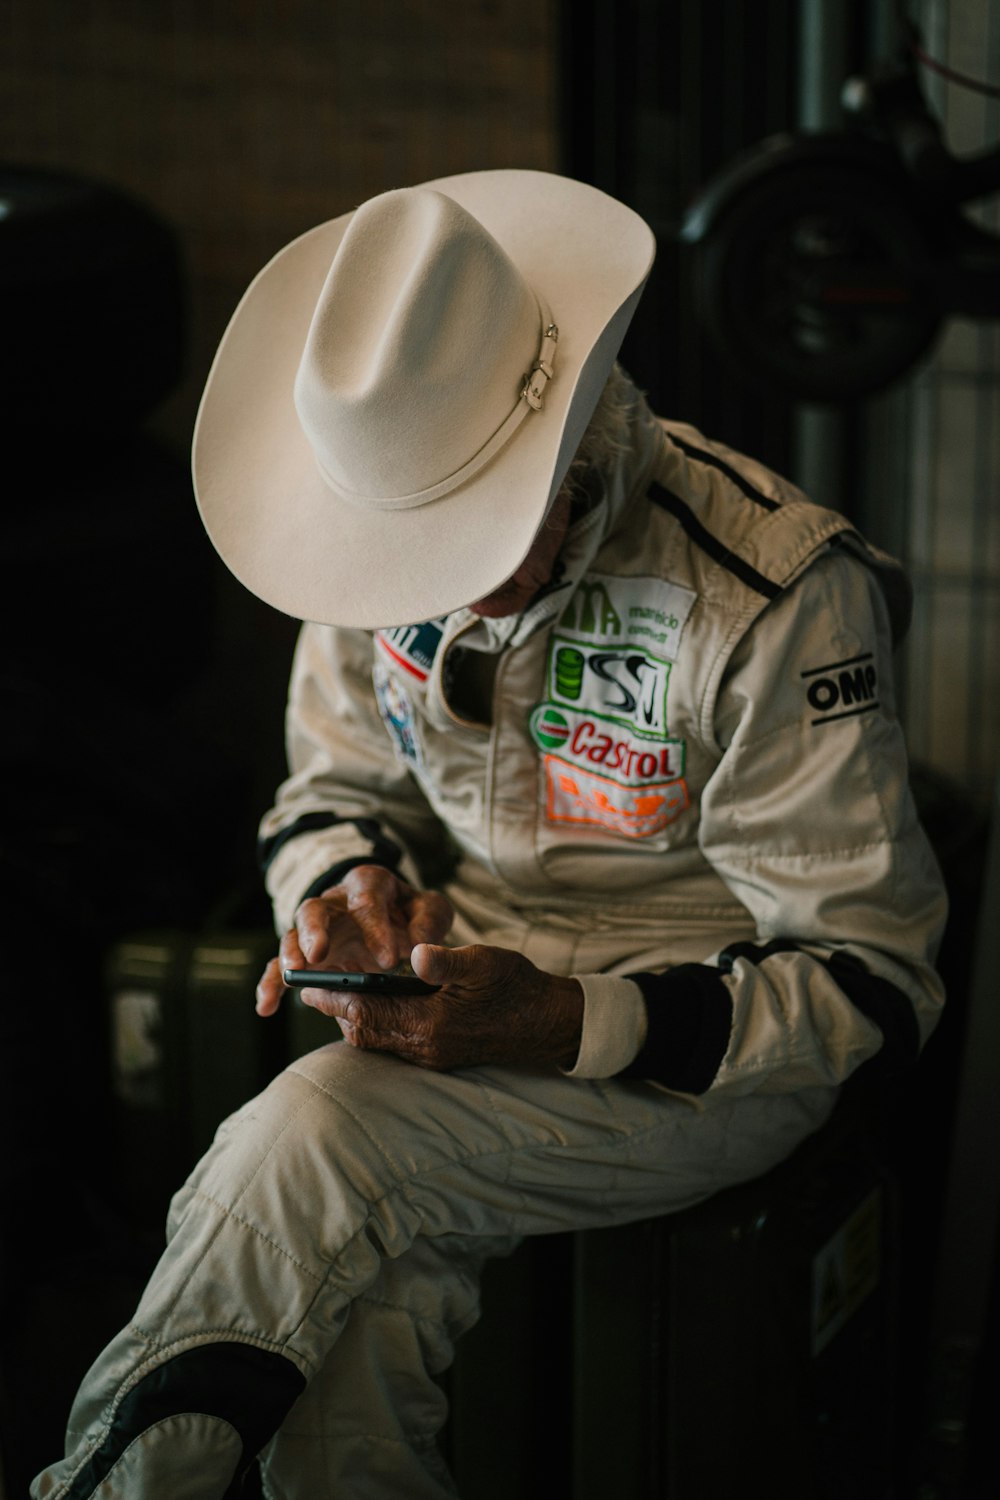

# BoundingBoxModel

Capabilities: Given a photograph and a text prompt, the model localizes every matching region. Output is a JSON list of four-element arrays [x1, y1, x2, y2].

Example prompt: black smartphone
[[282, 969, 440, 995]]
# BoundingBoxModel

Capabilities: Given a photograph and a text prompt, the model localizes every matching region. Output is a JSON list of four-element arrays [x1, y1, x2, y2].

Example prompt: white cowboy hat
[[192, 169, 656, 629]]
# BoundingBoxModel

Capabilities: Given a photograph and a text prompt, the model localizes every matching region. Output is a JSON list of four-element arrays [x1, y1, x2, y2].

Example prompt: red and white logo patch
[[375, 618, 446, 682]]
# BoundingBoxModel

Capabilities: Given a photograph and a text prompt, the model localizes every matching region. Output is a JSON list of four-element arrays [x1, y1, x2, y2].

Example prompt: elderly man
[[33, 170, 945, 1499]]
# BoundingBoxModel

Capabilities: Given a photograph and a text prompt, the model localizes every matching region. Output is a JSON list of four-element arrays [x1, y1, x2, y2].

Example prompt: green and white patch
[[558, 574, 696, 661], [542, 637, 672, 739]]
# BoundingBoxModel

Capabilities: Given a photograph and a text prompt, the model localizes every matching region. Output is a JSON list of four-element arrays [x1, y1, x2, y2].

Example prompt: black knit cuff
[[620, 964, 733, 1093]]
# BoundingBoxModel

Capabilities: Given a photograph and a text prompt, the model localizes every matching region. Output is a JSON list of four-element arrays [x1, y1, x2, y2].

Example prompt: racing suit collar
[[443, 392, 661, 656]]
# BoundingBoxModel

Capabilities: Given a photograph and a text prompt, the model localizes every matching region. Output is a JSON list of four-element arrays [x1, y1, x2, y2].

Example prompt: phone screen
[[282, 969, 440, 995]]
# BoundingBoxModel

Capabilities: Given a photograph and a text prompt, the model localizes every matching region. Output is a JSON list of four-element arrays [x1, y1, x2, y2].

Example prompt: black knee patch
[[63, 1342, 306, 1497]]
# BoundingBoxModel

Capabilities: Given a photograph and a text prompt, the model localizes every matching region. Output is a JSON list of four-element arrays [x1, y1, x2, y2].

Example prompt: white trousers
[[33, 1039, 836, 1499]]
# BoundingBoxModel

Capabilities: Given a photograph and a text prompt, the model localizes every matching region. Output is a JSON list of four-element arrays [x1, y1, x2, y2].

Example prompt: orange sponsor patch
[[543, 754, 689, 839]]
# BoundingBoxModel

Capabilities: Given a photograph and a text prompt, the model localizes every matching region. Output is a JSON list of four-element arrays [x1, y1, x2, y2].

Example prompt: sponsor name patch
[[558, 575, 696, 661], [375, 618, 447, 681], [373, 661, 422, 765], [543, 637, 673, 738], [543, 755, 689, 840], [530, 705, 685, 785], [801, 653, 879, 726], [531, 577, 695, 832]]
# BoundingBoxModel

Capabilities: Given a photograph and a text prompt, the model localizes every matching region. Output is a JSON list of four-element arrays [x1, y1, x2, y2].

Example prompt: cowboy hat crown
[[192, 169, 655, 628]]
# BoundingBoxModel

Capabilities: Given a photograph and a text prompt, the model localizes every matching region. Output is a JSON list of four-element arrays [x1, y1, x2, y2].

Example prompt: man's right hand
[[255, 865, 454, 1016]]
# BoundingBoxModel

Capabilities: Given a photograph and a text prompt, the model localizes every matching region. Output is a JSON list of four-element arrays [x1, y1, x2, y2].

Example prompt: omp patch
[[373, 661, 422, 765], [529, 705, 685, 786], [543, 755, 689, 839], [375, 618, 447, 681], [801, 653, 879, 726], [558, 574, 696, 661]]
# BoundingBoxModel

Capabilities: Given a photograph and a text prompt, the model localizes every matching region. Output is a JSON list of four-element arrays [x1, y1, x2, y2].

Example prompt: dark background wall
[[2, 0, 560, 834], [559, 0, 804, 470], [1, 6, 562, 1491], [0, 5, 569, 1067]]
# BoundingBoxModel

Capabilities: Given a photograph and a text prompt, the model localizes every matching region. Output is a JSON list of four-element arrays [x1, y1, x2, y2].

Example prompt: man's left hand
[[297, 943, 584, 1072]]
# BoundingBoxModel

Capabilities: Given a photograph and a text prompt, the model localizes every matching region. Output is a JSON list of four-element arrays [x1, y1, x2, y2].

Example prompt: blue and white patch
[[373, 660, 423, 766], [375, 618, 447, 681]]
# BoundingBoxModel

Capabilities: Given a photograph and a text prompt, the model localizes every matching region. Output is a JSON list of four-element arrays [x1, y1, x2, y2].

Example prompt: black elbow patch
[[720, 938, 921, 1078], [621, 964, 734, 1094], [62, 1342, 305, 1498], [823, 950, 921, 1076]]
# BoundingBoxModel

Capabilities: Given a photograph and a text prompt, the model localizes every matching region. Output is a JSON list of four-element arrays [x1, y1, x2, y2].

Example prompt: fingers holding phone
[[282, 967, 440, 1040], [283, 962, 448, 1059], [255, 866, 454, 1017], [298, 866, 453, 970], [280, 943, 583, 1074], [282, 968, 441, 996]]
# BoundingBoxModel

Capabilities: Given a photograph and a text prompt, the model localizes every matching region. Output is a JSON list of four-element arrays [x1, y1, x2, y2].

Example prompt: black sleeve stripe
[[620, 964, 734, 1094], [720, 939, 921, 1077], [665, 432, 780, 512], [621, 941, 921, 1092], [258, 812, 343, 870], [719, 938, 806, 966], [62, 1342, 305, 1498], [648, 483, 783, 600], [257, 814, 403, 877]]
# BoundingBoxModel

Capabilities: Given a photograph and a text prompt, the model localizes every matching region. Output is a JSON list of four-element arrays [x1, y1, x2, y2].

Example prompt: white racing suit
[[33, 400, 946, 1498]]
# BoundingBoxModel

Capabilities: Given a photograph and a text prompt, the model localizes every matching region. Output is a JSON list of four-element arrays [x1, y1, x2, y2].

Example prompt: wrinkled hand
[[303, 942, 584, 1072], [255, 865, 454, 1017]]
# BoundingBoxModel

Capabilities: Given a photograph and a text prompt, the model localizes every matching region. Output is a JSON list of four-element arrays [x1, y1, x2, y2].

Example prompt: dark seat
[[447, 1075, 898, 1500]]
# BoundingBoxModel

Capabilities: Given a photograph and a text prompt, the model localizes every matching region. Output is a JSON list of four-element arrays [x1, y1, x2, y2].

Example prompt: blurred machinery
[[680, 53, 1000, 401]]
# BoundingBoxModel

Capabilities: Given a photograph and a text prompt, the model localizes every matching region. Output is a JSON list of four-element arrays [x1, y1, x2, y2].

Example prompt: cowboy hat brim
[[192, 169, 656, 630]]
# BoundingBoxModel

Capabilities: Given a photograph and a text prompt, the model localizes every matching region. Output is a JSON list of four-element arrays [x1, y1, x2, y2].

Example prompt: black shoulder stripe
[[62, 1342, 305, 1498], [649, 483, 783, 600], [258, 814, 403, 877], [666, 432, 780, 512]]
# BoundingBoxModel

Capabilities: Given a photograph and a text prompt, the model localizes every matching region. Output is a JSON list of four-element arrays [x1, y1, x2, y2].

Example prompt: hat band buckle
[[315, 302, 559, 513], [522, 322, 559, 410]]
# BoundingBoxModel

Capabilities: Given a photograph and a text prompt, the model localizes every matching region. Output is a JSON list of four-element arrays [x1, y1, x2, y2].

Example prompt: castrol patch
[[529, 705, 685, 786], [529, 576, 696, 835]]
